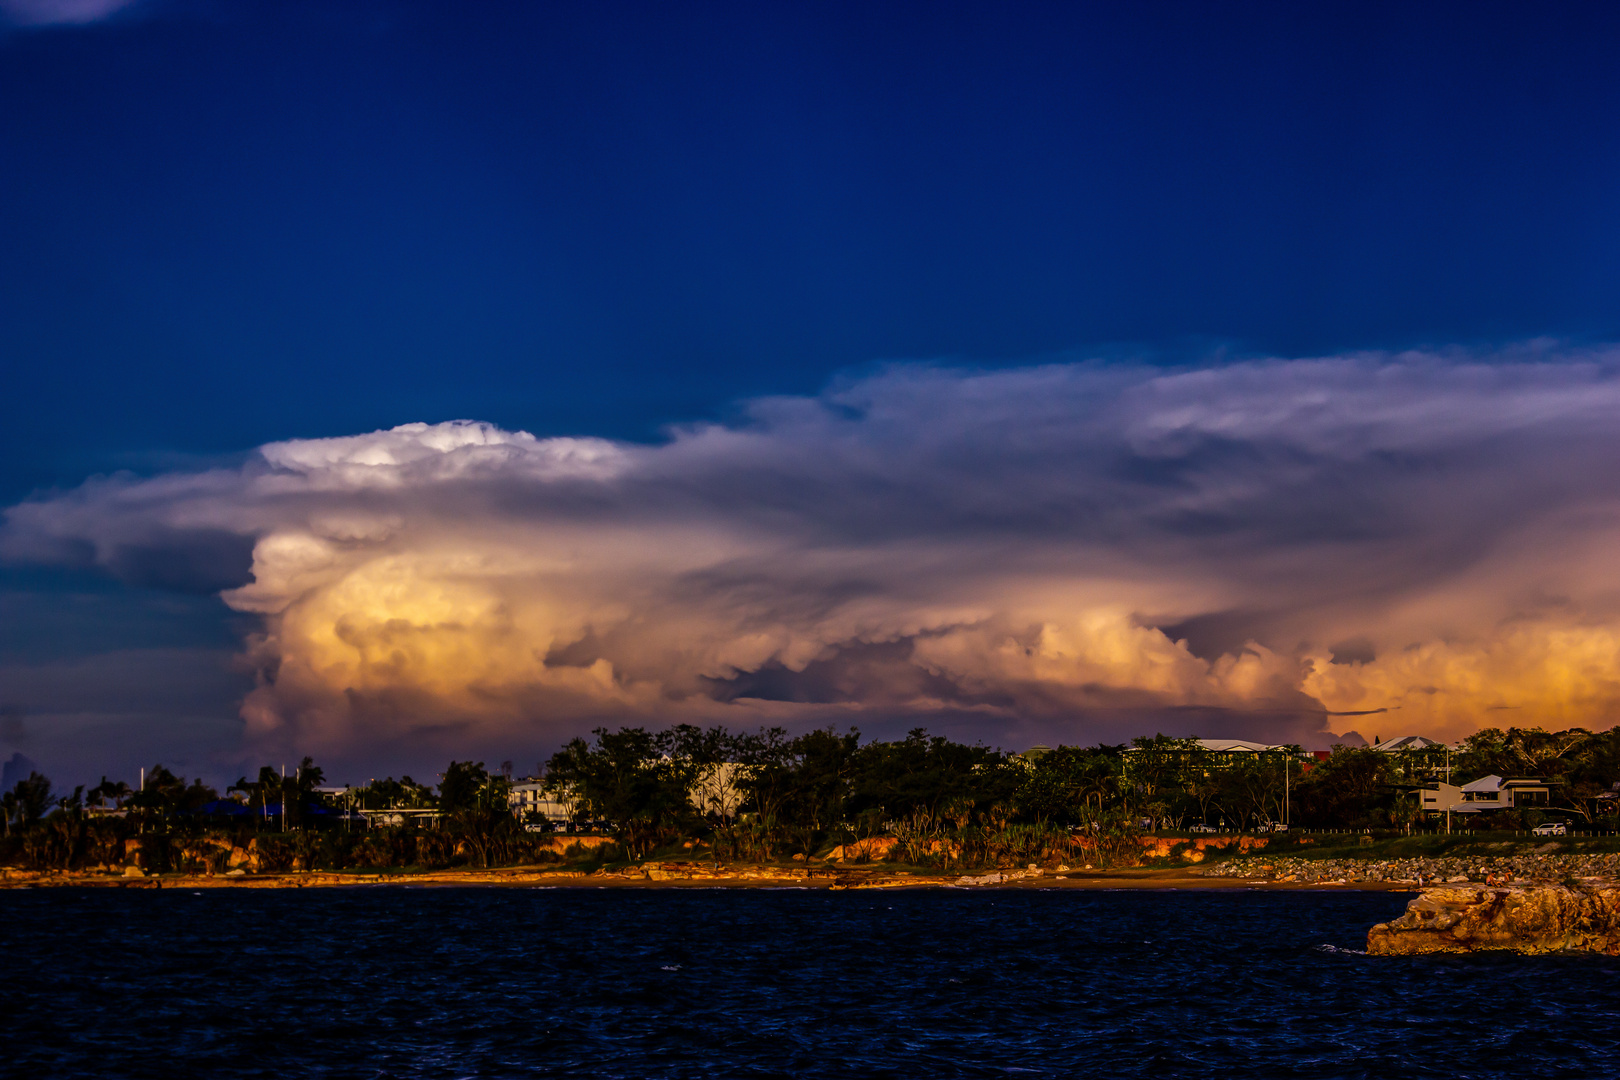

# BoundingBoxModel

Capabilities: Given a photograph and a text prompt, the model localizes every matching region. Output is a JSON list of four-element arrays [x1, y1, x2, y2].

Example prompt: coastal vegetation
[[5, 724, 1620, 877]]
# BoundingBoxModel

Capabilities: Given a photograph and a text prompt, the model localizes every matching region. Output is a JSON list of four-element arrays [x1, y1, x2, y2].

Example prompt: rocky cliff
[[1368, 883, 1620, 955]]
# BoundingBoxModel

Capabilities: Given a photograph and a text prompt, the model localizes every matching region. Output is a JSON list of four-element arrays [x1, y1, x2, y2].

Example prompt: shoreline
[[0, 864, 1422, 893]]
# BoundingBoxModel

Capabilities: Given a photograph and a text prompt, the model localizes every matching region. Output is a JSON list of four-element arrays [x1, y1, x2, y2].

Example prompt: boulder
[[955, 873, 1004, 886], [1368, 884, 1620, 955], [123, 837, 151, 870], [826, 837, 899, 862]]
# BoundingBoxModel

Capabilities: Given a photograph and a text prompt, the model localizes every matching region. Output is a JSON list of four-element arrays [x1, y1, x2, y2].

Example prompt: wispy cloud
[[8, 350, 1620, 758]]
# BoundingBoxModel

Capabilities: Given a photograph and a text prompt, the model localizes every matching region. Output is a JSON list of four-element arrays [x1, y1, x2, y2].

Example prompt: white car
[[1188, 824, 1219, 833], [1531, 822, 1567, 836]]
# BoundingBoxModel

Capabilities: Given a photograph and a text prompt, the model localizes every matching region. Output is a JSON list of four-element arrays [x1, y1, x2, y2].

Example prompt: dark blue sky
[[4, 0, 1620, 502], [5, 0, 1620, 785]]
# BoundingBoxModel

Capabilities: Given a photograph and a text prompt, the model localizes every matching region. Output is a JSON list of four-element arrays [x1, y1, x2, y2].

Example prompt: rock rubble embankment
[[1196, 850, 1620, 886]]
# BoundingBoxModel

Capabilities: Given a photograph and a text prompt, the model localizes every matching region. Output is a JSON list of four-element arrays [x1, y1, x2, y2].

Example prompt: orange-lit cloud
[[9, 351, 1620, 757]]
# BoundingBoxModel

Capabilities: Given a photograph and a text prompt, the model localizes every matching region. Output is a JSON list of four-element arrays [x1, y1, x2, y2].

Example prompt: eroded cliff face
[[1368, 884, 1620, 955]]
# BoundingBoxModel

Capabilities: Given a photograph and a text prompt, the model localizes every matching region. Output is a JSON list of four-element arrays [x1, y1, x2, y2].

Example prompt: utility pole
[[281, 763, 286, 833], [1445, 745, 1452, 835], [1284, 755, 1291, 827]]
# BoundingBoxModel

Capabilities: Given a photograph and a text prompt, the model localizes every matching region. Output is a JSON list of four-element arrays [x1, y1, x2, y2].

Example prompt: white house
[[1417, 774, 1551, 814], [688, 761, 752, 821], [508, 781, 577, 827]]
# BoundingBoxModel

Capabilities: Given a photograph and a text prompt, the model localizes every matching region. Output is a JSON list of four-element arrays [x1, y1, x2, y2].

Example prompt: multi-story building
[[508, 781, 578, 828], [1417, 774, 1553, 814]]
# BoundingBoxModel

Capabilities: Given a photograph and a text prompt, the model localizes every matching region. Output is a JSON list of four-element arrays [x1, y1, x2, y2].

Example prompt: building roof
[[1370, 736, 1448, 752], [1193, 739, 1287, 753], [1459, 774, 1554, 792], [1121, 739, 1290, 754]]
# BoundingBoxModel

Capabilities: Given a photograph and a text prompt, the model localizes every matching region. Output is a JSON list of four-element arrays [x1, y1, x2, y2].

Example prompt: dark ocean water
[[4, 886, 1619, 1079]]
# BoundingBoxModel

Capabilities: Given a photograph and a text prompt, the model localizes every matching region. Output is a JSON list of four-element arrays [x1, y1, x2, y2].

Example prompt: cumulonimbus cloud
[[8, 349, 1620, 755]]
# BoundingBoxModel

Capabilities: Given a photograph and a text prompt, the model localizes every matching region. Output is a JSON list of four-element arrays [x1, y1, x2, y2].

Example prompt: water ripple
[[3, 888, 1619, 1077]]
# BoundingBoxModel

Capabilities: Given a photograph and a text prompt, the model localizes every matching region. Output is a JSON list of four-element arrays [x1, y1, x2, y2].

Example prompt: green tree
[[87, 776, 133, 809], [438, 761, 519, 867], [3, 771, 53, 835], [438, 761, 491, 814], [1292, 748, 1394, 829], [1015, 747, 1120, 828], [736, 727, 863, 859], [354, 775, 437, 811], [1564, 727, 1620, 824], [1123, 735, 1208, 820], [1219, 756, 1290, 830], [847, 729, 1005, 863], [667, 724, 752, 825], [544, 728, 701, 859], [227, 758, 324, 829]]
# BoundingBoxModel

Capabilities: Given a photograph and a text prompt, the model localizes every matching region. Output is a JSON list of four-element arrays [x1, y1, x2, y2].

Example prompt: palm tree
[[9, 772, 53, 827], [88, 777, 133, 810]]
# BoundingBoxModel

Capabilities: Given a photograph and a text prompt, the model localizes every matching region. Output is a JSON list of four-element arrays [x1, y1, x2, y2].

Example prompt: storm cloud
[[8, 350, 1620, 759]]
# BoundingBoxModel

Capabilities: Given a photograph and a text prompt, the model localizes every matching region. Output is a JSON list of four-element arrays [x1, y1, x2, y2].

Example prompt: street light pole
[[1284, 756, 1291, 827]]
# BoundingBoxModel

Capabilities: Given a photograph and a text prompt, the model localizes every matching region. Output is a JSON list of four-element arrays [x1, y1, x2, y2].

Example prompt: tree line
[[5, 723, 1620, 874]]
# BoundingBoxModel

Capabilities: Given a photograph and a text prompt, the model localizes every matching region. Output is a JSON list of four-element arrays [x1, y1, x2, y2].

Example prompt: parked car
[[1257, 822, 1288, 833], [1532, 822, 1568, 836], [1189, 824, 1219, 833]]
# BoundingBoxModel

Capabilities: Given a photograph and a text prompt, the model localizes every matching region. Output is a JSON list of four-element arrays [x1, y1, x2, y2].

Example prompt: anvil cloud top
[[4, 1, 1620, 783]]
